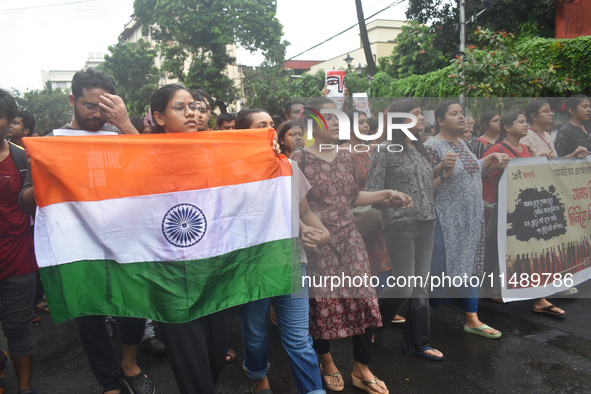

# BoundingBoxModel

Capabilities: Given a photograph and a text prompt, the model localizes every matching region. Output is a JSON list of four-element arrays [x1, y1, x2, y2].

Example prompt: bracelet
[[439, 174, 446, 183]]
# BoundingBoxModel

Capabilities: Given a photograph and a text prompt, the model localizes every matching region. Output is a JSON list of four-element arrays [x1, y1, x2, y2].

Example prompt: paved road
[[2, 281, 591, 393]]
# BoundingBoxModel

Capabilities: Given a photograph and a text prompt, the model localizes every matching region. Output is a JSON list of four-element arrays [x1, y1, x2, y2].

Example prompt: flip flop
[[320, 365, 344, 392], [403, 346, 444, 361], [351, 374, 389, 394], [532, 304, 567, 317], [463, 324, 502, 339]]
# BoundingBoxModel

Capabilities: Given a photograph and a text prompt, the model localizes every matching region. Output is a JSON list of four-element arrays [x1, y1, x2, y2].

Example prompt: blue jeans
[[240, 265, 324, 394]]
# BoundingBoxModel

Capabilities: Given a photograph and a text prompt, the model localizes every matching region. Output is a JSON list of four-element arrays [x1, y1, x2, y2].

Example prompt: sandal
[[320, 364, 344, 392], [0, 349, 7, 394], [532, 304, 566, 317], [352, 374, 389, 394]]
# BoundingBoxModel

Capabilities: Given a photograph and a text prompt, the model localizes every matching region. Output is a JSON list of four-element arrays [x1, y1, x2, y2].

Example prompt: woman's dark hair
[[150, 84, 201, 133], [434, 100, 460, 133], [0, 89, 17, 122], [303, 97, 334, 132], [424, 124, 436, 136], [386, 98, 430, 163], [235, 108, 271, 129], [276, 120, 306, 155], [498, 111, 524, 142], [129, 115, 145, 134], [524, 100, 548, 124], [347, 110, 367, 124], [566, 95, 589, 118], [480, 110, 500, 132]]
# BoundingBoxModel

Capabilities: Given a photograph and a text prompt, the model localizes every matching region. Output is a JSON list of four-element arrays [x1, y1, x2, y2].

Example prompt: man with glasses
[[19, 69, 155, 394], [47, 68, 138, 135]]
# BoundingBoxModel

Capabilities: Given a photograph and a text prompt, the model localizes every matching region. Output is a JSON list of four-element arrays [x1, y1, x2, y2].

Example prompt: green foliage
[[98, 39, 159, 116], [448, 28, 580, 97], [134, 0, 287, 113], [14, 82, 72, 134], [378, 20, 446, 78], [371, 66, 457, 97], [243, 65, 292, 117], [290, 70, 325, 98], [406, 0, 555, 60], [244, 67, 371, 117], [517, 36, 591, 94]]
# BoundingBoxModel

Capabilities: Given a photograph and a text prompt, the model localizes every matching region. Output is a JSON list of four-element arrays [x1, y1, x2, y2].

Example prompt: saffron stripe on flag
[[23, 129, 290, 207]]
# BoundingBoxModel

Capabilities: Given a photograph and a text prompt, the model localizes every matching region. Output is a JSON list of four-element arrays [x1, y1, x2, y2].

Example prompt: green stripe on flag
[[42, 238, 300, 324]]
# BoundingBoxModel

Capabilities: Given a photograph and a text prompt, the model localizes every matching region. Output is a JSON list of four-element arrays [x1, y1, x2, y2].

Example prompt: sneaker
[[121, 365, 155, 394]]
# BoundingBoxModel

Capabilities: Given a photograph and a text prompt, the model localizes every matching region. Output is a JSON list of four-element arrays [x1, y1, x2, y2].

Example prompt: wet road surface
[[2, 282, 591, 393]]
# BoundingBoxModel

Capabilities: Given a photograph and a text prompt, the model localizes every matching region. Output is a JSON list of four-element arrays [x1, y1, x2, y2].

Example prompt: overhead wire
[[285, 0, 406, 61], [0, 0, 98, 13]]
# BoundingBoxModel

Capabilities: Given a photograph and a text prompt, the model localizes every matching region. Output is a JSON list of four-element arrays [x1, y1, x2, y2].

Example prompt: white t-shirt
[[290, 159, 311, 264]]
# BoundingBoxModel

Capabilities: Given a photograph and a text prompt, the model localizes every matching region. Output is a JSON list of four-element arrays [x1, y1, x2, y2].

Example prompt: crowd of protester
[[1, 67, 591, 394]]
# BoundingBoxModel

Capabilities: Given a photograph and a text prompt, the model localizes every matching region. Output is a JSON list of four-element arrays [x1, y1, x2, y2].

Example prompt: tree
[[98, 38, 160, 116], [14, 82, 72, 134], [448, 27, 579, 98], [134, 0, 287, 114], [378, 20, 446, 78], [406, 0, 555, 59], [242, 65, 292, 117]]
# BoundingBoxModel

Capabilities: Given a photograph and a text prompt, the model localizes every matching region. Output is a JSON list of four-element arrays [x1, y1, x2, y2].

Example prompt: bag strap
[[499, 141, 519, 158], [8, 142, 28, 184]]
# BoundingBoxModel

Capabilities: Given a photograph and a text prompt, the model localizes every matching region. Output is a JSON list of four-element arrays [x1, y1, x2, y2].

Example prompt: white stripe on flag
[[35, 177, 292, 267]]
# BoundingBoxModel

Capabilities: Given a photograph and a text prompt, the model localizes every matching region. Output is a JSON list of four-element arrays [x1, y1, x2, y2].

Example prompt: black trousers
[[76, 315, 145, 392], [160, 308, 233, 394], [313, 328, 373, 365]]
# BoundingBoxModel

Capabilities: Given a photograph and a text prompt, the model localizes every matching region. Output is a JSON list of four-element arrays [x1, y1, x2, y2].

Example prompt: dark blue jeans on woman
[[376, 220, 435, 352]]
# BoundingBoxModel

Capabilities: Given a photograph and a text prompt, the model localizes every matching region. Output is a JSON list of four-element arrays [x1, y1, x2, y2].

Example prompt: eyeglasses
[[78, 100, 108, 114], [167, 102, 208, 115]]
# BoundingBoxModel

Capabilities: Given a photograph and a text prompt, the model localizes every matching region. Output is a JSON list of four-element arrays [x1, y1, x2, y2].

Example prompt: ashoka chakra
[[162, 204, 207, 247]]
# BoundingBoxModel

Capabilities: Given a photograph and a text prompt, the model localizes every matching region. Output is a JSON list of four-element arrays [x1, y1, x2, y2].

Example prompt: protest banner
[[498, 156, 591, 301]]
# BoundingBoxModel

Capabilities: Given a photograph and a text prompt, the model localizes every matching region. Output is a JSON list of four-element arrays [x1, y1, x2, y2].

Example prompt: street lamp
[[355, 63, 364, 76], [343, 53, 353, 70]]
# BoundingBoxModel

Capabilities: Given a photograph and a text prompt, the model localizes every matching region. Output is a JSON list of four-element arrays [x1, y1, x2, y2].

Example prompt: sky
[[0, 0, 407, 92]]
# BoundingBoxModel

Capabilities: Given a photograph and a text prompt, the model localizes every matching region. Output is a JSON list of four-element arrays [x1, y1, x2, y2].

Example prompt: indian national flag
[[24, 130, 297, 324]]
